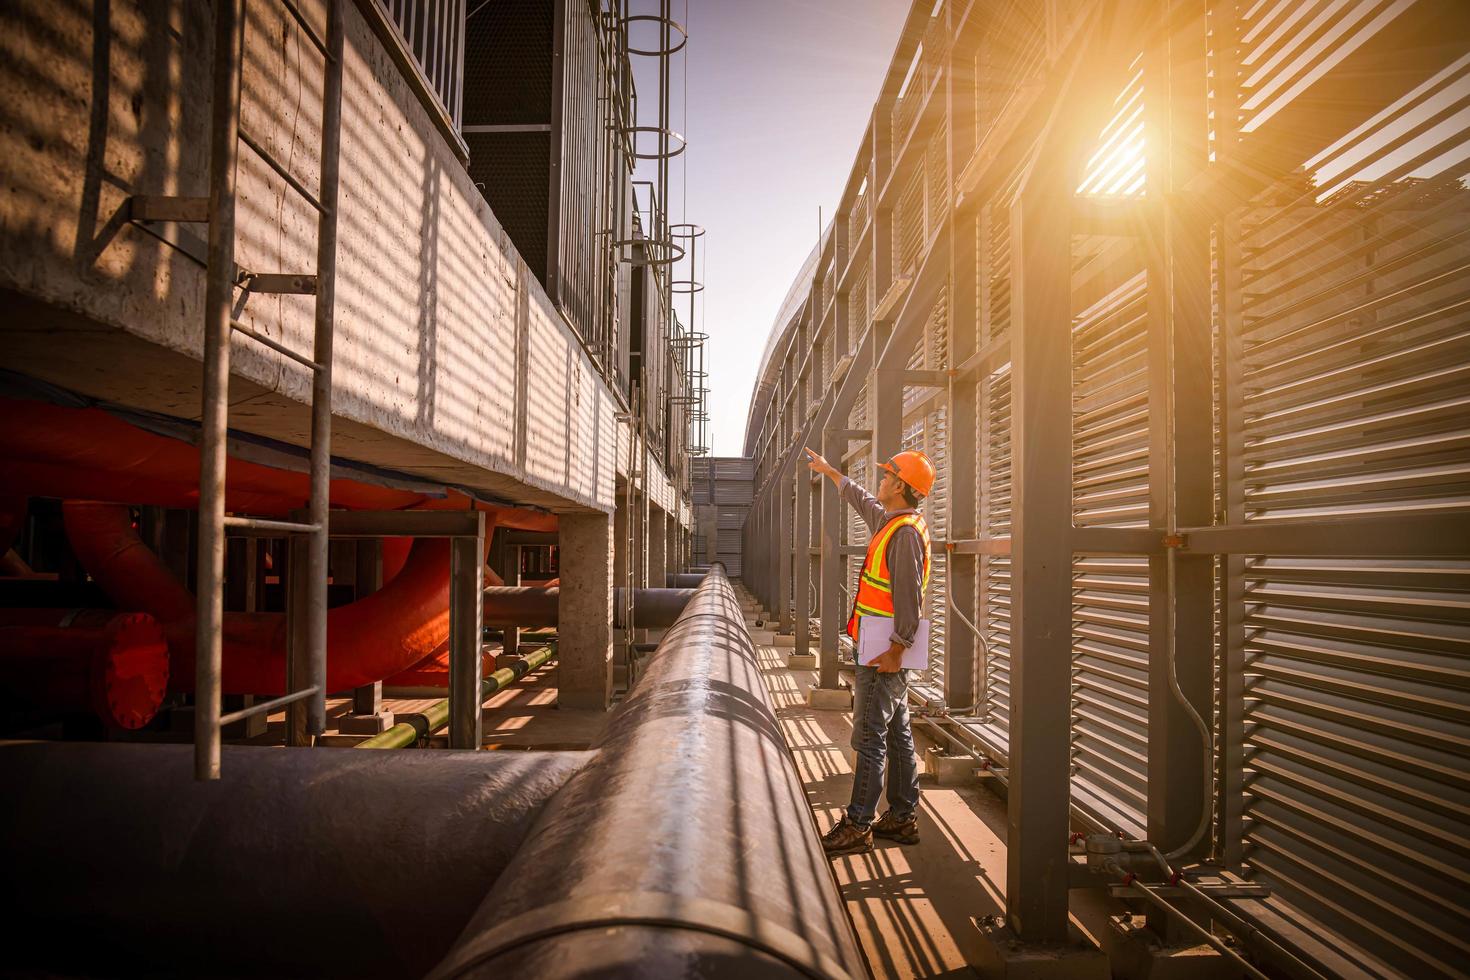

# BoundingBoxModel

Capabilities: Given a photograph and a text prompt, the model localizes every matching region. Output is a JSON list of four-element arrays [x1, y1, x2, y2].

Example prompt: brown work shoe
[[873, 810, 920, 845], [821, 815, 873, 857]]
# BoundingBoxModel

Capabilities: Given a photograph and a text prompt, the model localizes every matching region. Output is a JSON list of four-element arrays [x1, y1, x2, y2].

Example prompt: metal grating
[[465, 131, 551, 283], [382, 0, 466, 127]]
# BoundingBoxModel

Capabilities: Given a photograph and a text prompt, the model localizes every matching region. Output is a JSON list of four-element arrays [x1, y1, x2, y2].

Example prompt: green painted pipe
[[357, 645, 556, 749]]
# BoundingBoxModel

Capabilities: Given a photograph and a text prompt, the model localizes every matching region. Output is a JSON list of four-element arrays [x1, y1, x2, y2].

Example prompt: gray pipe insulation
[[429, 564, 868, 979], [0, 742, 593, 978]]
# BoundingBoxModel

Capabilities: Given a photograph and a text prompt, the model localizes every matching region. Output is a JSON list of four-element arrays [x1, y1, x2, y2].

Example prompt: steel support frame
[[1005, 154, 1077, 947], [1141, 2, 1214, 878]]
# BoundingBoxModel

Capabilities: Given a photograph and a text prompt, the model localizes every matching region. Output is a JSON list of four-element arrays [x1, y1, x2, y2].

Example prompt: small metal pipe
[[221, 514, 320, 534], [227, 320, 323, 370], [237, 128, 328, 214], [1141, 843, 1334, 980], [194, 0, 246, 781], [217, 684, 320, 726], [359, 645, 556, 750], [1104, 858, 1270, 980]]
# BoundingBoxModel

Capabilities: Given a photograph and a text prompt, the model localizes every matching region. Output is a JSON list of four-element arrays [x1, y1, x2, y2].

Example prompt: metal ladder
[[179, 0, 344, 779]]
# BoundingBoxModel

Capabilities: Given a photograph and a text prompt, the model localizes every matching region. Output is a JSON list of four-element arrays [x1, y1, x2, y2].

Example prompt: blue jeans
[[847, 665, 920, 827]]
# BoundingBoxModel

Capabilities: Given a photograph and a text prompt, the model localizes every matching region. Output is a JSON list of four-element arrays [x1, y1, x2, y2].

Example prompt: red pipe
[[61, 502, 479, 695], [381, 537, 412, 584], [0, 609, 170, 729], [0, 495, 28, 556], [0, 398, 561, 535]]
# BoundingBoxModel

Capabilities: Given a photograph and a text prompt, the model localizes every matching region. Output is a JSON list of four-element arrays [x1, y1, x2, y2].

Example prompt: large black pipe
[[667, 572, 706, 588], [483, 586, 694, 629], [430, 565, 868, 979], [0, 742, 593, 978]]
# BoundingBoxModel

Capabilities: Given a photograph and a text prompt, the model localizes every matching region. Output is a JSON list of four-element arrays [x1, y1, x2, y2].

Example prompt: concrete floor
[[732, 584, 1121, 980], [757, 638, 1002, 978]]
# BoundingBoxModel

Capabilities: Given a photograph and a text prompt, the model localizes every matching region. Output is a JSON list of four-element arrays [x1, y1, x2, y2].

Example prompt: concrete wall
[[0, 0, 678, 517]]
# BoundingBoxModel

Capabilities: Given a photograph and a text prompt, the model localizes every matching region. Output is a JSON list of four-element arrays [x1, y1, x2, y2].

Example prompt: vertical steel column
[[194, 0, 245, 780], [503, 543, 522, 656], [303, 0, 345, 740], [448, 516, 486, 749], [873, 363, 904, 466], [285, 528, 312, 747], [818, 427, 844, 690], [1005, 164, 1075, 944], [777, 476, 793, 630], [769, 487, 778, 610], [351, 539, 384, 718], [1213, 0, 1246, 872], [795, 454, 813, 656], [946, 207, 980, 712], [1143, 2, 1214, 868]]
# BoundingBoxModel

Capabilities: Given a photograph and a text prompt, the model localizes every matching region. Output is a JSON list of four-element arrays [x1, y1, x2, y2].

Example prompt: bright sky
[[645, 0, 911, 456]]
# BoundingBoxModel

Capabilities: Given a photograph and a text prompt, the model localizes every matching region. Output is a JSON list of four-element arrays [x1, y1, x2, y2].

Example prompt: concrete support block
[[1104, 917, 1240, 980], [925, 745, 981, 786], [748, 629, 776, 646], [807, 687, 853, 710], [974, 921, 1109, 980], [786, 653, 817, 670], [648, 505, 667, 597], [337, 712, 396, 736], [557, 512, 613, 711], [773, 633, 796, 648]]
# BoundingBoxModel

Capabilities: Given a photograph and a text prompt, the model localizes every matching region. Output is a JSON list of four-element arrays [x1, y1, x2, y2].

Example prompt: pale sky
[[639, 0, 911, 456]]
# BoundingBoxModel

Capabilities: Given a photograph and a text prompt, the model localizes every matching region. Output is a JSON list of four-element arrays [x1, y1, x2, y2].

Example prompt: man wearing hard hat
[[805, 446, 936, 856]]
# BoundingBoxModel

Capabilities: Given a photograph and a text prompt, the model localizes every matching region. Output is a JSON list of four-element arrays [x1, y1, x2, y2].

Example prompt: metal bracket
[[238, 273, 318, 295]]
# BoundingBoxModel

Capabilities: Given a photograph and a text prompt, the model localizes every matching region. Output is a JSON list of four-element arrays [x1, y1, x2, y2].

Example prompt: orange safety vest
[[845, 512, 932, 640]]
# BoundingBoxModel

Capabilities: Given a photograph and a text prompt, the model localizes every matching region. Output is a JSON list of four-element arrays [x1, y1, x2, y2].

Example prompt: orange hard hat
[[879, 450, 936, 498]]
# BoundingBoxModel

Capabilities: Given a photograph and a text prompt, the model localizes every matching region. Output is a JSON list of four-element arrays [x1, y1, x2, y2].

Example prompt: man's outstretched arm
[[806, 448, 885, 531], [804, 447, 843, 488]]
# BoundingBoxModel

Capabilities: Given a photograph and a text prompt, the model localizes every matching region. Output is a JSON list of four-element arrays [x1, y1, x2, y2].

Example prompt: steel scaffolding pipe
[[482, 586, 695, 629], [428, 565, 866, 980], [0, 742, 594, 979]]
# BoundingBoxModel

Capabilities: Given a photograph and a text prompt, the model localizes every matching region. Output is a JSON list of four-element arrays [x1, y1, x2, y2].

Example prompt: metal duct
[[0, 609, 170, 729], [62, 501, 476, 694], [429, 565, 867, 980], [482, 586, 695, 629], [667, 572, 706, 588], [0, 742, 594, 979]]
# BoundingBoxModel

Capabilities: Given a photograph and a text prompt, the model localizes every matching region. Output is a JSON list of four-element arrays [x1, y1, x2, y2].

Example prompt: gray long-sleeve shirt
[[841, 476, 926, 648]]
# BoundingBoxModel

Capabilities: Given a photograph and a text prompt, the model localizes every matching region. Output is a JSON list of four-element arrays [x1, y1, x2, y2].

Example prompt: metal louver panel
[[1225, 17, 1470, 973], [1073, 271, 1150, 528], [982, 364, 1013, 744], [1068, 264, 1151, 835], [899, 168, 925, 278]]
